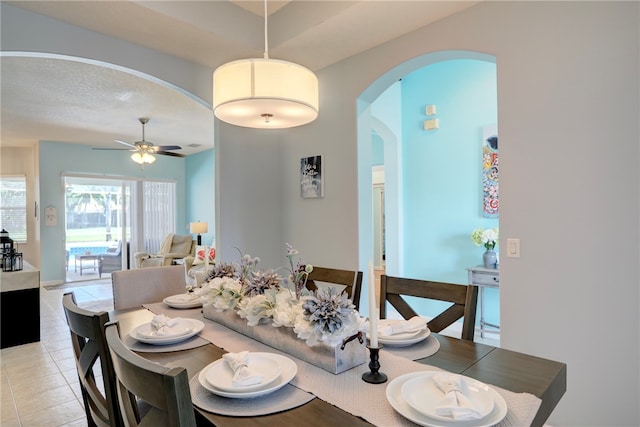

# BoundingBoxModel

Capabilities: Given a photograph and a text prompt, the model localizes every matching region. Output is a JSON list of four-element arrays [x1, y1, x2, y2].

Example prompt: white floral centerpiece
[[197, 245, 368, 374]]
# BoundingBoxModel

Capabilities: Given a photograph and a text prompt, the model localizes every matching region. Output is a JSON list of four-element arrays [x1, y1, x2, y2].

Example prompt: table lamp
[[189, 221, 208, 245]]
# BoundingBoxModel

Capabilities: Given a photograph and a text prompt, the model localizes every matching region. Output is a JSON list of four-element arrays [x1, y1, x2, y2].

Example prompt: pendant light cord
[[263, 0, 269, 60]]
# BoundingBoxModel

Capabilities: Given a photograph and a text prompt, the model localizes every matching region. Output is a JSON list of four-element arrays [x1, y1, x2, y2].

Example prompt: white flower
[[471, 227, 499, 250], [271, 290, 304, 328], [197, 276, 243, 312]]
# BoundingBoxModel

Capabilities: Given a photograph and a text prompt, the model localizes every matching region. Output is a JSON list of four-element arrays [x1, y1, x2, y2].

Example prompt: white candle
[[368, 262, 378, 347]]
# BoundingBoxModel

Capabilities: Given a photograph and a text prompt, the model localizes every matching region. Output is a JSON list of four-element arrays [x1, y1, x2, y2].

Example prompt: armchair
[[98, 241, 128, 278], [134, 234, 195, 268]]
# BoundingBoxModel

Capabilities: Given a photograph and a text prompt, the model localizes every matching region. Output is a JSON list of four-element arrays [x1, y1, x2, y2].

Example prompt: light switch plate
[[506, 238, 520, 258]]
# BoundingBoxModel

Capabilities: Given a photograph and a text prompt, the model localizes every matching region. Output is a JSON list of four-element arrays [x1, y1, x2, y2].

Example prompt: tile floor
[[1, 276, 500, 427], [1, 280, 114, 427]]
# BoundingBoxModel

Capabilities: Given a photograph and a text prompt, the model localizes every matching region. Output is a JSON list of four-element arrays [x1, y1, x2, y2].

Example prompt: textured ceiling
[[0, 1, 478, 155]]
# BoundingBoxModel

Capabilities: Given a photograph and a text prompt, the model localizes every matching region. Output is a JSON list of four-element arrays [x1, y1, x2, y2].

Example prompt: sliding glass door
[[63, 175, 176, 283]]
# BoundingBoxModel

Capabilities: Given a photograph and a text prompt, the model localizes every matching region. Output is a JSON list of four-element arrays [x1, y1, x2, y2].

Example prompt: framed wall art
[[300, 155, 324, 198], [482, 125, 498, 218]]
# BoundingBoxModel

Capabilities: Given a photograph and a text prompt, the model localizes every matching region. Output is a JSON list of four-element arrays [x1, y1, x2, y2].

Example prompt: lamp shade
[[190, 222, 208, 234], [213, 58, 318, 129]]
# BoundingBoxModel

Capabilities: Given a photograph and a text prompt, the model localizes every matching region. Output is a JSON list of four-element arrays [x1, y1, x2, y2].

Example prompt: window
[[0, 176, 27, 242]]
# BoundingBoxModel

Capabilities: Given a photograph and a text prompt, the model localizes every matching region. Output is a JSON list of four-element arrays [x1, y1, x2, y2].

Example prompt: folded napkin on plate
[[378, 316, 427, 336], [150, 314, 181, 336], [222, 351, 264, 387], [433, 373, 483, 420]]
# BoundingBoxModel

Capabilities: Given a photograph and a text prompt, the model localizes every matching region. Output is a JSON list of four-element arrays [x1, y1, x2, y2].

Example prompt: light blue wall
[[400, 59, 498, 323], [185, 149, 215, 246], [39, 141, 187, 282]]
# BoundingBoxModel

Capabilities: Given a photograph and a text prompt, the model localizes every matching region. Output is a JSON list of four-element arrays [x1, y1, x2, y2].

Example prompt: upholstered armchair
[[134, 234, 195, 268], [98, 241, 128, 277]]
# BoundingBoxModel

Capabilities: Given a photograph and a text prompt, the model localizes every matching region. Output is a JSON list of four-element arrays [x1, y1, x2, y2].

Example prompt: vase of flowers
[[471, 227, 499, 269]]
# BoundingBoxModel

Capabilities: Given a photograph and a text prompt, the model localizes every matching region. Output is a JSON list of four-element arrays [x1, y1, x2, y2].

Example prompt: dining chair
[[306, 266, 363, 310], [111, 264, 186, 310], [62, 292, 124, 427], [104, 321, 197, 427], [379, 275, 479, 341]]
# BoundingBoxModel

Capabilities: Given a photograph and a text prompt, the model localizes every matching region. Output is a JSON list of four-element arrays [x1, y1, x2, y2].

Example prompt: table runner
[[145, 303, 541, 426]]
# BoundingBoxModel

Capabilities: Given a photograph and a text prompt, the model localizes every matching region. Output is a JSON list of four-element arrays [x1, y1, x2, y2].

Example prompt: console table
[[1, 261, 40, 348], [467, 265, 500, 337]]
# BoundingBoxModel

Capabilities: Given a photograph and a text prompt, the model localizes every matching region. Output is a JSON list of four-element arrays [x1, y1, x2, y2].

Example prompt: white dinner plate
[[378, 327, 431, 347], [163, 293, 203, 309], [401, 372, 494, 421], [198, 352, 297, 399], [386, 372, 507, 427], [134, 318, 193, 339], [131, 319, 205, 345], [378, 319, 425, 341], [205, 353, 281, 392]]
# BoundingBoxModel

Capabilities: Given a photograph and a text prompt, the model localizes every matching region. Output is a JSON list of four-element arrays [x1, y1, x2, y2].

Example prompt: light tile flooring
[[1, 275, 500, 427], [1, 280, 114, 427]]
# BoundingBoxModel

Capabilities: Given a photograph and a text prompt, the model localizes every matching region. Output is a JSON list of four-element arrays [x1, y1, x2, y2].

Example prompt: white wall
[[277, 2, 639, 425]]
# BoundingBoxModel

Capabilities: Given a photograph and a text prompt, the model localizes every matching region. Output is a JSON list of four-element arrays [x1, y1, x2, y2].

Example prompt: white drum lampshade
[[213, 58, 318, 129], [190, 222, 208, 245]]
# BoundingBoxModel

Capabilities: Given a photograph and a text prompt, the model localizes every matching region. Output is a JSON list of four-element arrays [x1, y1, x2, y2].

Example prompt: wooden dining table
[[110, 307, 566, 427]]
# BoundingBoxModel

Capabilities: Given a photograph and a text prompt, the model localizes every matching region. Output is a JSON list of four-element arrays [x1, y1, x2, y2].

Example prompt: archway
[[357, 51, 497, 328]]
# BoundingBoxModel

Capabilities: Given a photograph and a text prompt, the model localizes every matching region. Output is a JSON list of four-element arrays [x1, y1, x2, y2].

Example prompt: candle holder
[[362, 344, 387, 384]]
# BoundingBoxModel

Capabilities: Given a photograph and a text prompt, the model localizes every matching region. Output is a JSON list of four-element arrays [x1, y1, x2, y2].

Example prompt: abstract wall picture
[[482, 125, 498, 218], [300, 155, 324, 198]]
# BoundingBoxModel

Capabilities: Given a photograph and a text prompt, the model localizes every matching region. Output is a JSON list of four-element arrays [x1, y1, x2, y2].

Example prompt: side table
[[466, 266, 499, 337]]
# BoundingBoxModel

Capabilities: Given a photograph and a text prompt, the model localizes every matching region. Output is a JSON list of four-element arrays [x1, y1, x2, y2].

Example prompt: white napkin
[[432, 373, 483, 420], [378, 316, 427, 336], [222, 351, 264, 387], [150, 314, 181, 336]]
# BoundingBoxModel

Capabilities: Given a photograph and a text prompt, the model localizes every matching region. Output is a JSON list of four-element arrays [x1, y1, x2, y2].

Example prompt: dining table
[[110, 302, 566, 427]]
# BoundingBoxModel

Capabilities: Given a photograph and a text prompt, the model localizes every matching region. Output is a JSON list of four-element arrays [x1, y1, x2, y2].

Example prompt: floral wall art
[[482, 125, 498, 218], [300, 155, 323, 198]]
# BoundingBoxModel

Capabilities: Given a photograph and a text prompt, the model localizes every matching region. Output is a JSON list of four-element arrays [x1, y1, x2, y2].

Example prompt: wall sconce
[[190, 221, 208, 245]]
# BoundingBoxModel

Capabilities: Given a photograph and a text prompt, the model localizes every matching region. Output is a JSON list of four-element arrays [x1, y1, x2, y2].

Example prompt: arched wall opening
[[357, 50, 497, 326]]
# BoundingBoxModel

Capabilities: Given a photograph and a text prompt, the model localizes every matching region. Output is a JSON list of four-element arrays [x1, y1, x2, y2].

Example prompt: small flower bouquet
[[199, 244, 367, 374], [471, 227, 499, 250]]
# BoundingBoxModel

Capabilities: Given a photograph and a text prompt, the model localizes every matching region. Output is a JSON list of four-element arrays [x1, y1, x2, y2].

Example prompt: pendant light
[[212, 0, 318, 129]]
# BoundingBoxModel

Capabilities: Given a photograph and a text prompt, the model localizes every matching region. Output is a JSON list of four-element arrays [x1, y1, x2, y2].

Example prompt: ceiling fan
[[94, 117, 185, 164]]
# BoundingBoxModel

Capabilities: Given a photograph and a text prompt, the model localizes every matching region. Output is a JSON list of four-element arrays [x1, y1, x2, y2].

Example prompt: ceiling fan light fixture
[[212, 1, 318, 129], [131, 151, 156, 164]]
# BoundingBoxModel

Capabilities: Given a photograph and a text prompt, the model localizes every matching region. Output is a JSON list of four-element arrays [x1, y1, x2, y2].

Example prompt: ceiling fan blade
[[92, 148, 132, 151], [156, 151, 186, 158], [115, 139, 137, 148], [154, 145, 182, 151]]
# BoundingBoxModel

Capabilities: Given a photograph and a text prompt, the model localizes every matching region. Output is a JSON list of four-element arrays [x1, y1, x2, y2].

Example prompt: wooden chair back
[[111, 265, 186, 310], [62, 292, 123, 427], [379, 275, 478, 341], [104, 322, 196, 427], [306, 266, 363, 310]]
